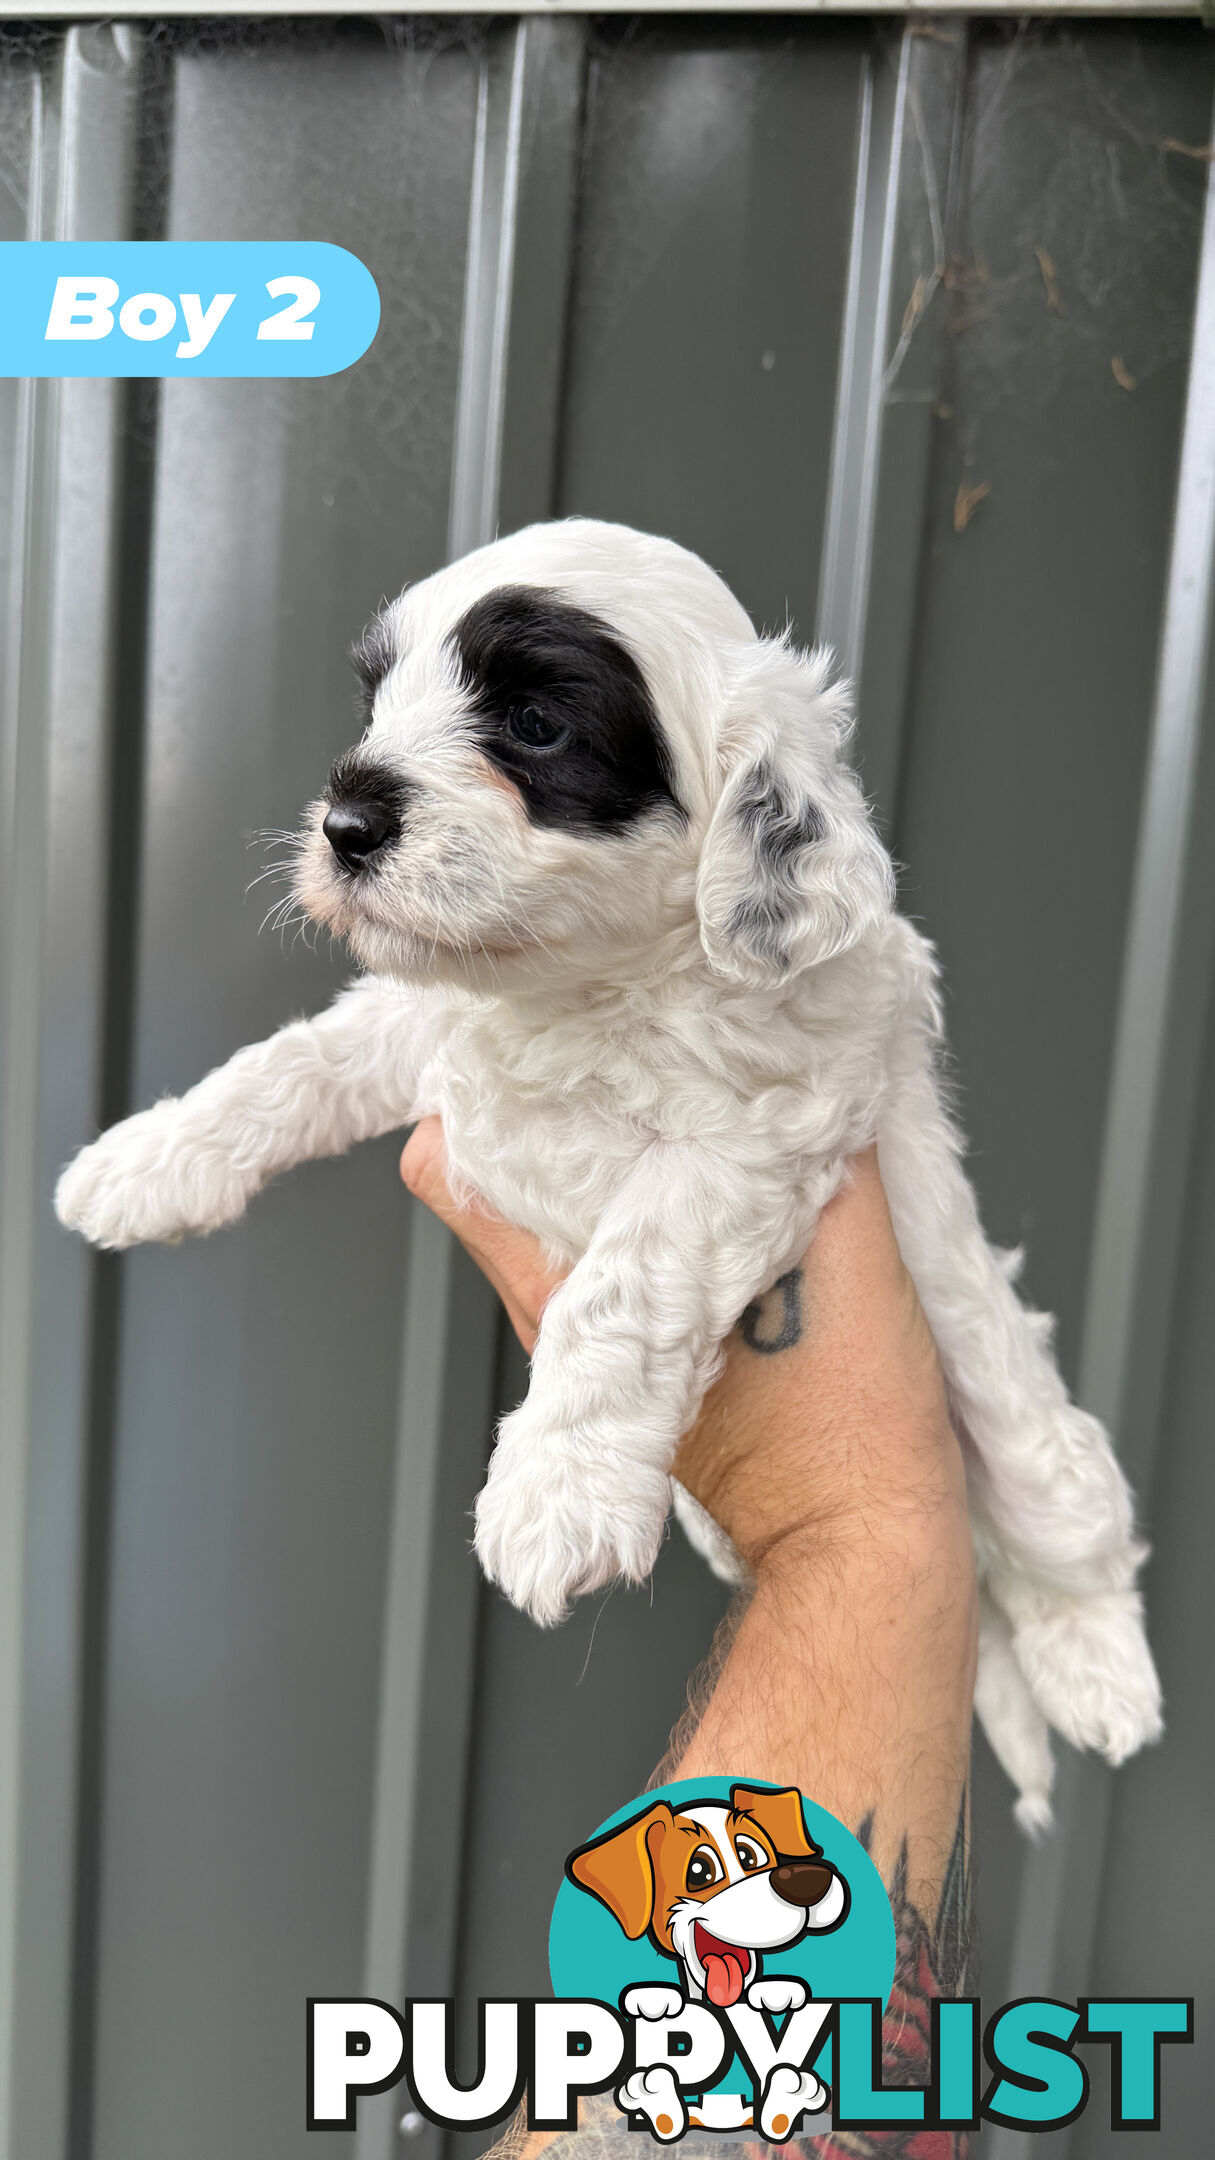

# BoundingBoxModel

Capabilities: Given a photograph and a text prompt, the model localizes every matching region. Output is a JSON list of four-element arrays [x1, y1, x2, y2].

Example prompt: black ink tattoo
[[739, 1267, 804, 1354], [796, 1794, 975, 2158]]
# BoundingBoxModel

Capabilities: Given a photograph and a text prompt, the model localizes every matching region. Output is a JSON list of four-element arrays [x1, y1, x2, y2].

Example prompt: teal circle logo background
[[549, 1777, 894, 2017]]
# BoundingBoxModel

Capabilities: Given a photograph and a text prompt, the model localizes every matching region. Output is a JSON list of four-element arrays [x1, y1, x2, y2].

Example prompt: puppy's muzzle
[[323, 759, 408, 872]]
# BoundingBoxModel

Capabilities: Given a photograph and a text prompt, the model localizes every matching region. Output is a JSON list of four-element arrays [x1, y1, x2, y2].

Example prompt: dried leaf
[[1162, 136, 1215, 162], [1035, 246, 1063, 314], [954, 481, 991, 533], [1111, 355, 1137, 391], [909, 23, 960, 43]]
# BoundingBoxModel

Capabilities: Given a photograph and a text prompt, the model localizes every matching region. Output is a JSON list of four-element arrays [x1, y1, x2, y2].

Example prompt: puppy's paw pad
[[616, 2068, 686, 2142], [760, 2065, 828, 2140]]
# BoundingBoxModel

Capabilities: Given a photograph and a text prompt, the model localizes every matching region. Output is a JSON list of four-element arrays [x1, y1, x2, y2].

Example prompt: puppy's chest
[[410, 990, 884, 1260], [415, 1010, 715, 1256]]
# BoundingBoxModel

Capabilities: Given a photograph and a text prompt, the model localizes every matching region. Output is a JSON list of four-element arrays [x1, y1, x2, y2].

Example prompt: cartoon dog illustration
[[568, 1784, 848, 2138]]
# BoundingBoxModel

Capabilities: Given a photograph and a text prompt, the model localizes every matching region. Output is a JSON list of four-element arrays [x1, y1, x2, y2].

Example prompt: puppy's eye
[[735, 1840, 764, 1872], [507, 704, 567, 749], [686, 1847, 721, 1891]]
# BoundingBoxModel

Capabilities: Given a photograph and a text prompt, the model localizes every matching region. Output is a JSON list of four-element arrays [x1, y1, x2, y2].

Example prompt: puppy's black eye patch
[[447, 584, 685, 835], [349, 610, 396, 726]]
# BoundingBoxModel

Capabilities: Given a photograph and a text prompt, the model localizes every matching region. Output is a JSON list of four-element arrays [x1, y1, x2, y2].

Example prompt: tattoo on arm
[[739, 1266, 804, 1354], [798, 1793, 976, 2158], [483, 1566, 976, 2160]]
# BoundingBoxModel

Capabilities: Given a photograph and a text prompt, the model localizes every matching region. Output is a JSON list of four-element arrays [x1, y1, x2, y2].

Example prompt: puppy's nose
[[323, 800, 396, 872], [770, 1861, 835, 1908]]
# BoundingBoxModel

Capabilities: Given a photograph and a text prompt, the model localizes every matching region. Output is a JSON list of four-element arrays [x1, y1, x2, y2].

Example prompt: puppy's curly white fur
[[56, 517, 1162, 1826]]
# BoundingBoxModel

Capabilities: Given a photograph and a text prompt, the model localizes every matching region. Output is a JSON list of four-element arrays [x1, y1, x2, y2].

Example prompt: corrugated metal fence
[[1, 14, 1212, 2159]]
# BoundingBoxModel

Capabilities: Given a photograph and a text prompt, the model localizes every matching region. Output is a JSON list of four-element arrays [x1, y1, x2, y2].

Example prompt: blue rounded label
[[0, 241, 379, 377]]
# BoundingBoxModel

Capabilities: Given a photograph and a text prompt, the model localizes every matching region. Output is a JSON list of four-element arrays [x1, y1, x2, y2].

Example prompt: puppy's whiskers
[[259, 894, 308, 945], [246, 858, 298, 899], [246, 828, 307, 918]]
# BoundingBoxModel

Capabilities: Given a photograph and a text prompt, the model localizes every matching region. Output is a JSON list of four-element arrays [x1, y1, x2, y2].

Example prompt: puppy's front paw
[[745, 1977, 807, 2015], [623, 1985, 685, 2022], [55, 1104, 254, 1250], [473, 1403, 670, 1626]]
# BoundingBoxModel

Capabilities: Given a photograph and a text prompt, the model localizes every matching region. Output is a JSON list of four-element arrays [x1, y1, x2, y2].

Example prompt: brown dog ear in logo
[[730, 1784, 820, 1862], [566, 1802, 673, 1940]]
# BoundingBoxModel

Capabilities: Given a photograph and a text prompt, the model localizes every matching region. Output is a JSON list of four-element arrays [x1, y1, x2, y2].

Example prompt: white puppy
[[56, 518, 1162, 1827]]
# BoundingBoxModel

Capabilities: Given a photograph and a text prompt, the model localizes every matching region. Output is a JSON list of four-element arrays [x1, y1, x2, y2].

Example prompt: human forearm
[[659, 1192, 979, 2154], [667, 1158, 977, 1892], [401, 1132, 980, 2154], [665, 1521, 976, 1906]]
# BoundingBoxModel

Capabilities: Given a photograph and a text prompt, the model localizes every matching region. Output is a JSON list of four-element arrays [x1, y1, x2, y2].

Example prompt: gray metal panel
[[557, 15, 867, 638], [0, 59, 53, 2159], [993, 71, 1215, 2160], [0, 29, 144, 2160], [1072, 906, 1215, 2156], [495, 16, 586, 536], [4, 1, 1211, 17], [890, 25, 1214, 2044], [817, 23, 968, 822], [83, 25, 482, 2160]]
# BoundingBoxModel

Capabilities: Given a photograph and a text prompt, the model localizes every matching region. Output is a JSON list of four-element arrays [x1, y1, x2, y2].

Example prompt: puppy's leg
[[473, 1140, 814, 1626], [974, 1591, 1056, 1837], [670, 1479, 749, 1587], [877, 1062, 1162, 1781], [56, 976, 427, 1249]]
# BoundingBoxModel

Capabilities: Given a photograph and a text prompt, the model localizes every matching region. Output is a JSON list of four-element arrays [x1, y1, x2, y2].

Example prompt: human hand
[[399, 1120, 966, 1580]]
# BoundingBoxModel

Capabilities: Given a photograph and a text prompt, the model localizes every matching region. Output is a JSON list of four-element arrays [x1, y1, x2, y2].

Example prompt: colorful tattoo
[[794, 1795, 975, 2158]]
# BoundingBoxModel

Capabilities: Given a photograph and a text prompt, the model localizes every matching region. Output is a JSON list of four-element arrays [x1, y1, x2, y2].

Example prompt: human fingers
[[399, 1117, 565, 1353]]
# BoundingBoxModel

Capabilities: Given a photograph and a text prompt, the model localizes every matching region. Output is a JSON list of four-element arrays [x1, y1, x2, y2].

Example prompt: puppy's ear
[[730, 1784, 820, 1862], [567, 1803, 672, 1940], [696, 641, 893, 985]]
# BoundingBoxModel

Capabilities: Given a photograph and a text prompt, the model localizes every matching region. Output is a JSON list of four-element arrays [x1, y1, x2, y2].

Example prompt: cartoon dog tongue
[[695, 1925, 749, 2008]]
